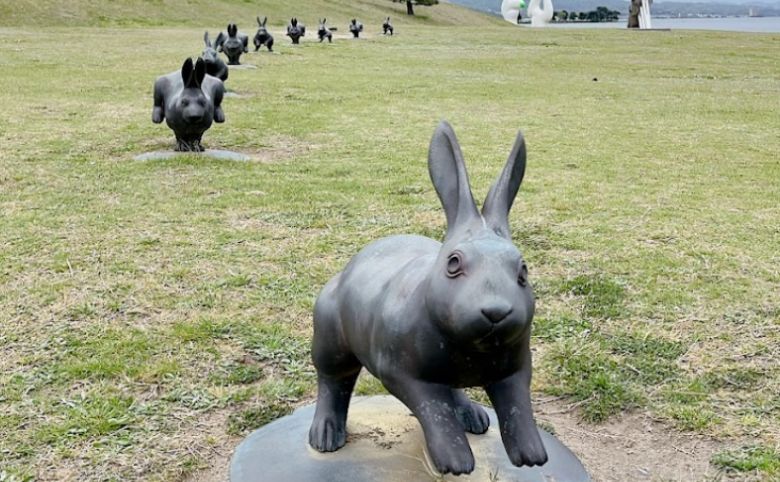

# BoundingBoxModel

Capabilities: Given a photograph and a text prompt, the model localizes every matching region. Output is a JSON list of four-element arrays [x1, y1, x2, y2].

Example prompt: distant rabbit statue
[[309, 122, 549, 475], [383, 17, 394, 35], [286, 18, 306, 44], [254, 16, 275, 52], [152, 58, 225, 152], [349, 18, 364, 38], [215, 23, 248, 65], [317, 18, 333, 43], [201, 32, 228, 82]]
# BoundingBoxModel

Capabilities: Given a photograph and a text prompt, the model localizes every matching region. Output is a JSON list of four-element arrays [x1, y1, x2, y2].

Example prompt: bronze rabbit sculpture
[[309, 122, 548, 475]]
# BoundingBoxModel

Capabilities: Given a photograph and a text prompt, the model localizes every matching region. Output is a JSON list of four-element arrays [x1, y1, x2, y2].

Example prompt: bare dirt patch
[[536, 398, 725, 481]]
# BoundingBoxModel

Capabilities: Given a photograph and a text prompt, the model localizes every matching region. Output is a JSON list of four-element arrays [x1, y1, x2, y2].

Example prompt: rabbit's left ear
[[481, 131, 527, 239]]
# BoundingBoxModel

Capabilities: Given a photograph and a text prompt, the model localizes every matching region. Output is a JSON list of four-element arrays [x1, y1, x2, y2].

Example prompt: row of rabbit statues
[[152, 17, 395, 151], [149, 16, 550, 479]]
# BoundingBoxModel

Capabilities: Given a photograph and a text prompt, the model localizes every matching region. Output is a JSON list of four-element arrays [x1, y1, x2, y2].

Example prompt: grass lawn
[[0, 1, 778, 480]]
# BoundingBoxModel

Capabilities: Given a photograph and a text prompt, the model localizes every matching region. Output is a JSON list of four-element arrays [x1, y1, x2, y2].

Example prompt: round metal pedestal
[[230, 396, 590, 482]]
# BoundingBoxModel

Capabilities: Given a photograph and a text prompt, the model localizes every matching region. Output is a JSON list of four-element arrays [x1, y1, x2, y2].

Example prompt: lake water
[[542, 16, 780, 33]]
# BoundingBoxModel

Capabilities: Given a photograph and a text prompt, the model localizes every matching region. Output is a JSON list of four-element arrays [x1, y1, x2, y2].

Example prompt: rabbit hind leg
[[452, 389, 490, 434], [309, 281, 362, 452]]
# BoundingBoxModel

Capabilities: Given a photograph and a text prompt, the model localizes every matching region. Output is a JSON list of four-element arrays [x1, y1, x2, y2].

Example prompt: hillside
[[0, 0, 502, 27]]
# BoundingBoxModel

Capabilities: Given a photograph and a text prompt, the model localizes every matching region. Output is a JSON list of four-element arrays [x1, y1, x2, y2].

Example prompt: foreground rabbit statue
[[309, 122, 548, 475], [349, 18, 364, 38], [152, 58, 225, 152], [253, 16, 275, 51], [215, 24, 248, 65], [286, 18, 306, 44], [201, 32, 228, 82]]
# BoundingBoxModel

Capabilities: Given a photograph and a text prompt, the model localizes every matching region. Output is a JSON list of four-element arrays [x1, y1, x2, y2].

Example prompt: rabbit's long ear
[[263, 17, 267, 26], [481, 131, 527, 239], [429, 121, 480, 240], [204, 31, 211, 47], [257, 16, 262, 26], [181, 57, 194, 85], [192, 58, 206, 87]]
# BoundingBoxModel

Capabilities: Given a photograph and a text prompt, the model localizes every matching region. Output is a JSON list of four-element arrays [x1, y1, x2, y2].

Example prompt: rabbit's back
[[337, 234, 439, 304]]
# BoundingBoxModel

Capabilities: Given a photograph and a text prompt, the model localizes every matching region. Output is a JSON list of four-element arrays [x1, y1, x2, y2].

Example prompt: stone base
[[230, 396, 590, 482], [134, 149, 250, 161]]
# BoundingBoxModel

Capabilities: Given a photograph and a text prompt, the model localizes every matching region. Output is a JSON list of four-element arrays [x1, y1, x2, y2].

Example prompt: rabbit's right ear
[[180, 57, 194, 84], [204, 31, 211, 47], [263, 17, 267, 26], [257, 16, 262, 27], [428, 121, 480, 240]]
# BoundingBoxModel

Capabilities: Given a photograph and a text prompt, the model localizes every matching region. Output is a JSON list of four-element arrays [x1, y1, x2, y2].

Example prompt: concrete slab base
[[134, 149, 250, 161]]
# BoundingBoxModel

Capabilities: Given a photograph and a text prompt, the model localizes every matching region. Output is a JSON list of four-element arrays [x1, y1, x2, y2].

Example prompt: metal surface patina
[[308, 122, 548, 475], [151, 58, 225, 152]]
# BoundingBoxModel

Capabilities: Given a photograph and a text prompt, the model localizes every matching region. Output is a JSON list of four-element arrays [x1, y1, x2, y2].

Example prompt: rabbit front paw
[[308, 415, 347, 452], [505, 431, 548, 467], [426, 434, 475, 475]]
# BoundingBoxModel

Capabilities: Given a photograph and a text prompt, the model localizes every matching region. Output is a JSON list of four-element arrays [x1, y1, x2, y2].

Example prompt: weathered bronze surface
[[318, 18, 333, 43], [253, 16, 275, 52], [349, 19, 364, 38], [151, 58, 225, 152], [215, 24, 248, 65], [287, 18, 306, 44], [201, 32, 228, 82], [309, 122, 548, 475]]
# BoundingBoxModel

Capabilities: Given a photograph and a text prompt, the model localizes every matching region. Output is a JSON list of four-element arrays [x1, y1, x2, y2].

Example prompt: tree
[[579, 11, 588, 20], [560, 10, 568, 21], [392, 0, 439, 16]]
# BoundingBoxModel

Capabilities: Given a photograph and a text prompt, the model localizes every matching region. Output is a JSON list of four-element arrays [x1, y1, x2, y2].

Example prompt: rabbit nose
[[481, 304, 513, 324]]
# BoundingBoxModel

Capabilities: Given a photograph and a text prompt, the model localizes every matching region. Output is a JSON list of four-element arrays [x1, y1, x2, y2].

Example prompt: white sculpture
[[501, 0, 525, 24], [628, 0, 653, 29], [528, 0, 554, 27], [639, 0, 653, 29]]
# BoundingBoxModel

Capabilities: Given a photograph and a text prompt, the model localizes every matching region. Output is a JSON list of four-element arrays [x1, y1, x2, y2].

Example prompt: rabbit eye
[[446, 252, 463, 278], [181, 99, 190, 106], [518, 263, 528, 287]]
